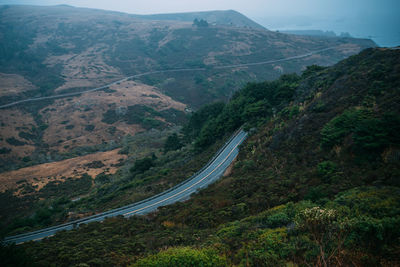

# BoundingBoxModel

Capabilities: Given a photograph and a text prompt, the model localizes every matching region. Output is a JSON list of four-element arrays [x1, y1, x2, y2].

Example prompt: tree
[[193, 18, 209, 28], [130, 157, 154, 173]]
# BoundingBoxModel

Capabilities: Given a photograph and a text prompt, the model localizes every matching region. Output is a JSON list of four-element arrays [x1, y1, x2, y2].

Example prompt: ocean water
[[256, 15, 400, 48]]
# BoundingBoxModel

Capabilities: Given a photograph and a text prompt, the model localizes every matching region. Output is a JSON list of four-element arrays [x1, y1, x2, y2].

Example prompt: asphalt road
[[0, 46, 337, 109], [3, 129, 248, 245]]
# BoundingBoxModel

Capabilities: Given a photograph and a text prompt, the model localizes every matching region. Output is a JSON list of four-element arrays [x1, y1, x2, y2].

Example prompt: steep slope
[[9, 48, 399, 266]]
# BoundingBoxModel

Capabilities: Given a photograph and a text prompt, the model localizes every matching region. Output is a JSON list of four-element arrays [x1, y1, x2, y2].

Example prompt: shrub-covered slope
[[4, 48, 400, 266], [132, 9, 266, 30], [0, 4, 375, 109], [0, 4, 375, 171]]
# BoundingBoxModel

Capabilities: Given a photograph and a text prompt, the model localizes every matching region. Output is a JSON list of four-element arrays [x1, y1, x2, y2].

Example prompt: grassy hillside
[[132, 10, 266, 30], [0, 5, 374, 107], [0, 80, 187, 172], [3, 48, 398, 266], [0, 4, 377, 221], [0, 4, 375, 169]]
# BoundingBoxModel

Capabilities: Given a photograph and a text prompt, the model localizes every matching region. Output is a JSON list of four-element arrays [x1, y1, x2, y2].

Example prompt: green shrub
[[132, 247, 227, 267], [130, 157, 154, 174], [0, 147, 11, 154], [164, 133, 183, 152], [183, 102, 225, 141], [317, 161, 337, 177], [102, 109, 119, 124], [186, 74, 300, 150], [18, 131, 35, 141], [102, 105, 165, 129], [6, 137, 26, 146], [321, 109, 399, 158], [320, 109, 366, 149], [240, 228, 288, 267], [85, 125, 95, 132], [94, 173, 111, 185]]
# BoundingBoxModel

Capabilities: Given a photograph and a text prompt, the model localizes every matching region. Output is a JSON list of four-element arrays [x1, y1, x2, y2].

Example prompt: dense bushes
[[5, 137, 26, 146], [163, 133, 183, 153], [0, 244, 34, 267], [321, 108, 400, 159], [183, 102, 225, 141], [0, 147, 11, 154], [132, 247, 226, 267], [184, 74, 300, 150], [130, 157, 155, 174], [210, 187, 400, 266], [102, 105, 167, 129]]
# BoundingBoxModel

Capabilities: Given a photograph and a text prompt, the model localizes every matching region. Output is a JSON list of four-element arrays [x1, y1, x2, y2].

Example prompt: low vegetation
[[2, 48, 399, 266], [0, 127, 229, 238]]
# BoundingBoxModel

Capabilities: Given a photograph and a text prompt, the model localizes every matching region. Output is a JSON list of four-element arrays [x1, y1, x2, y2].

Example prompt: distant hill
[[132, 10, 266, 29], [281, 29, 352, 38]]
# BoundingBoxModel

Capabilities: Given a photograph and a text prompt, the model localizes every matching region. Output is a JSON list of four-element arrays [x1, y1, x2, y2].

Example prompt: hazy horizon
[[0, 0, 399, 47]]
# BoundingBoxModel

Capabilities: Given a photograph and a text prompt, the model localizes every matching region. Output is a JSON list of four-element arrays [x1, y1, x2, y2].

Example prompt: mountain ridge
[[1, 5, 265, 29], [131, 9, 266, 30]]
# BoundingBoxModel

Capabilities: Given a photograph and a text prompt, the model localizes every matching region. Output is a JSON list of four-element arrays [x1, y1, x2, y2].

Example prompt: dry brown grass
[[0, 109, 37, 160], [45, 44, 123, 93], [40, 80, 185, 152], [0, 80, 186, 160], [0, 149, 126, 195], [334, 43, 364, 56], [0, 73, 36, 97]]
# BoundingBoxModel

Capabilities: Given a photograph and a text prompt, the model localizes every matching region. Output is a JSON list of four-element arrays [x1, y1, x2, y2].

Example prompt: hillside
[[4, 48, 399, 266], [132, 10, 266, 29], [0, 5, 375, 109], [0, 80, 186, 171], [0, 4, 375, 170], [0, 6, 385, 264]]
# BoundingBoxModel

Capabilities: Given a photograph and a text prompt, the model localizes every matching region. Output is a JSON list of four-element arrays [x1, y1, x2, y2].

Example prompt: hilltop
[[131, 9, 266, 29]]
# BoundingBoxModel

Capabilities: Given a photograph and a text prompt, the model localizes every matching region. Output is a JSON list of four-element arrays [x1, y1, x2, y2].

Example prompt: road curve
[[3, 129, 248, 245], [0, 47, 338, 109]]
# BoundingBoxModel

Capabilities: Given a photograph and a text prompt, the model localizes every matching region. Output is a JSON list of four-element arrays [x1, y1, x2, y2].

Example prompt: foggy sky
[[1, 0, 399, 46], [2, 0, 398, 16]]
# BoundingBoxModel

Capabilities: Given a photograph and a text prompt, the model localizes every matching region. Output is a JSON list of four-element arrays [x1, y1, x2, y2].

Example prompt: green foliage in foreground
[[5, 187, 398, 266], [132, 247, 226, 267], [0, 243, 36, 267]]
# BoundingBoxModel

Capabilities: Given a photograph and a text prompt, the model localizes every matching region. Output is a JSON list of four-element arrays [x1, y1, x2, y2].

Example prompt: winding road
[[1, 46, 340, 243], [0, 47, 337, 109], [3, 129, 248, 245]]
